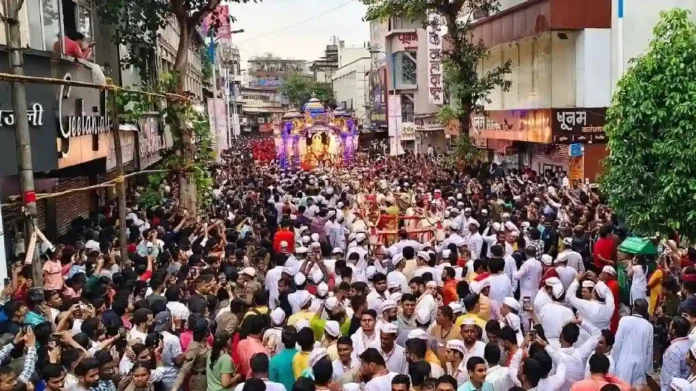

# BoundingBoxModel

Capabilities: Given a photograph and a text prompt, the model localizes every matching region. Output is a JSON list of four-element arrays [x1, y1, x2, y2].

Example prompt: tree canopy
[[360, 0, 510, 164], [280, 73, 335, 108], [602, 9, 696, 238]]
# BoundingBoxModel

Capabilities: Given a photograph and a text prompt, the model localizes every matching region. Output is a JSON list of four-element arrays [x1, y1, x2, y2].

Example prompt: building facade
[[311, 43, 339, 84], [332, 43, 370, 125], [377, 17, 448, 155], [469, 0, 612, 181]]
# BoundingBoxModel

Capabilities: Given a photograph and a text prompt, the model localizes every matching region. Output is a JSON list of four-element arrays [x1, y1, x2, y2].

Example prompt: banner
[[370, 67, 387, 129], [427, 13, 444, 105]]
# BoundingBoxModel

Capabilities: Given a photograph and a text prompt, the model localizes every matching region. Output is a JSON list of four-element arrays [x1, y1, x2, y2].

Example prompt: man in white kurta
[[611, 300, 654, 386], [566, 279, 615, 330], [378, 323, 408, 374], [514, 247, 543, 303]]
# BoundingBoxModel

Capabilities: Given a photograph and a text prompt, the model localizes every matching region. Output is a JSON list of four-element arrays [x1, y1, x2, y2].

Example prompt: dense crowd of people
[[0, 136, 694, 391]]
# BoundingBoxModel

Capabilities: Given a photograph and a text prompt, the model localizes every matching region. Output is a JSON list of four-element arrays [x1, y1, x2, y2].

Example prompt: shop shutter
[[3, 199, 48, 235], [55, 177, 92, 235], [531, 144, 569, 174]]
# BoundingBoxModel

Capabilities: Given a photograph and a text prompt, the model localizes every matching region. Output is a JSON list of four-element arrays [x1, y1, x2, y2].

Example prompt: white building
[[332, 43, 370, 125]]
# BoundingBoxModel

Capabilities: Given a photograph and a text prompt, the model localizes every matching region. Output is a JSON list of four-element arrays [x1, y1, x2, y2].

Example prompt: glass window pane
[[78, 6, 92, 41], [42, 0, 61, 53], [27, 0, 44, 50], [401, 96, 414, 122]]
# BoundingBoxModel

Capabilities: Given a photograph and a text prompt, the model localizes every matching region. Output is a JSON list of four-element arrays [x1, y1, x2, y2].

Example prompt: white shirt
[[611, 315, 654, 385], [555, 265, 578, 290], [387, 270, 410, 294], [454, 341, 487, 383], [584, 352, 615, 378], [129, 328, 148, 344], [332, 356, 360, 380], [288, 289, 312, 314], [265, 266, 284, 310], [515, 257, 543, 302], [380, 344, 408, 374], [388, 240, 424, 257], [468, 232, 484, 260], [539, 302, 575, 349], [234, 380, 287, 391], [566, 280, 615, 330], [445, 361, 468, 387], [504, 254, 519, 291], [556, 321, 601, 391], [440, 233, 466, 250], [560, 249, 584, 273], [351, 328, 380, 356], [488, 273, 513, 306], [366, 290, 391, 312], [415, 293, 437, 320], [364, 372, 398, 391], [509, 345, 566, 391], [166, 301, 190, 321], [486, 365, 513, 391]]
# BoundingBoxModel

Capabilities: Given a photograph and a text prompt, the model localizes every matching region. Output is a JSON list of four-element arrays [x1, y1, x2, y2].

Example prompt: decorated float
[[273, 97, 359, 170]]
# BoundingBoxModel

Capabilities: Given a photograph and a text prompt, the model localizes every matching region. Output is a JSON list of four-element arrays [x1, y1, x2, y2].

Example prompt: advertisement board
[[370, 67, 387, 129]]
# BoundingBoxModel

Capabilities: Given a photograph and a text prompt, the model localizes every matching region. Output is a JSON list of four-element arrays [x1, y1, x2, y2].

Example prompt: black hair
[[244, 378, 267, 391], [75, 357, 100, 376], [250, 353, 269, 374], [465, 356, 486, 372], [297, 327, 315, 351], [282, 326, 297, 349], [209, 332, 230, 370], [292, 377, 315, 391], [560, 322, 580, 345], [672, 316, 691, 338], [405, 338, 426, 359], [484, 343, 501, 367], [337, 336, 352, 346], [358, 348, 385, 366], [521, 358, 543, 387], [361, 309, 377, 320], [41, 363, 65, 382], [588, 353, 610, 375], [392, 374, 411, 389], [437, 375, 458, 390], [313, 357, 333, 385], [601, 329, 615, 347], [463, 293, 479, 312], [409, 361, 431, 387]]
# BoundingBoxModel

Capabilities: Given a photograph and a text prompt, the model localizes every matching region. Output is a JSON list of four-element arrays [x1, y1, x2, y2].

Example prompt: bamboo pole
[[0, 72, 191, 101]]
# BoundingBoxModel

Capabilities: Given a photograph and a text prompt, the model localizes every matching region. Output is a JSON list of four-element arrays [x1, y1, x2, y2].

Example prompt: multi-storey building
[[332, 42, 370, 126], [311, 43, 339, 84]]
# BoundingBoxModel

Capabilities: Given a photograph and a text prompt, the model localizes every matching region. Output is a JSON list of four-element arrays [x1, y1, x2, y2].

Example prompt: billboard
[[370, 66, 387, 129]]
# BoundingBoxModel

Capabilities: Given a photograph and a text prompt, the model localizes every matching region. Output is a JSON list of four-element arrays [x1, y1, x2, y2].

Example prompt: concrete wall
[[480, 30, 610, 110], [611, 0, 696, 92], [338, 46, 369, 68], [333, 57, 370, 122]]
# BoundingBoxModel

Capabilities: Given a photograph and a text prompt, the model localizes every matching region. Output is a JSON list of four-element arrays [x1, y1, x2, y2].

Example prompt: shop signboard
[[415, 116, 444, 132], [426, 13, 444, 105], [401, 122, 416, 140], [138, 116, 164, 169], [470, 109, 552, 143], [552, 108, 607, 144], [106, 129, 136, 171], [369, 67, 387, 129], [0, 53, 59, 176]]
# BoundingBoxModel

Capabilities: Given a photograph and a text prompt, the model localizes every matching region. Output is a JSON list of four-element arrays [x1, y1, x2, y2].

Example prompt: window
[[401, 94, 414, 122], [394, 52, 417, 88], [27, 0, 63, 52], [77, 2, 93, 41]]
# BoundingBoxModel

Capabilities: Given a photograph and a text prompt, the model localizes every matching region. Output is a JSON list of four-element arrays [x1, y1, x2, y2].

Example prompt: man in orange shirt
[[273, 219, 295, 254], [442, 267, 459, 305]]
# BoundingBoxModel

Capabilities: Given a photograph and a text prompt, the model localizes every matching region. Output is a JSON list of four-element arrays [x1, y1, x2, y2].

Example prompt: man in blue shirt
[[457, 357, 494, 391], [269, 327, 299, 391]]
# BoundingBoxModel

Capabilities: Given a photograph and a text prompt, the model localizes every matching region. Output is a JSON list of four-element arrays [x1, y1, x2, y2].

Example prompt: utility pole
[[2, 0, 41, 283], [106, 79, 128, 265]]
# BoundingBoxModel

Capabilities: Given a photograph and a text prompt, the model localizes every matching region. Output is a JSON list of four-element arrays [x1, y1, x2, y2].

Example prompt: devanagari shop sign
[[552, 108, 607, 144], [427, 13, 443, 106], [0, 103, 44, 127]]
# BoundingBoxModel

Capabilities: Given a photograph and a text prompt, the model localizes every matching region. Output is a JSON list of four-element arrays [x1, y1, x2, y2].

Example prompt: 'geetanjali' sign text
[[427, 13, 444, 106], [58, 73, 112, 139]]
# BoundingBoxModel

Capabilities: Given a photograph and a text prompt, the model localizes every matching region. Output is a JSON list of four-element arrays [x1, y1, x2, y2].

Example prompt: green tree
[[280, 74, 335, 108], [95, 0, 260, 214], [361, 0, 511, 165], [280, 73, 314, 108], [602, 9, 696, 238]]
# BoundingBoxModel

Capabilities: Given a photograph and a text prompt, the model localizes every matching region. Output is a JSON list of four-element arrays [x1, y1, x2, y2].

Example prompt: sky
[[224, 0, 371, 64]]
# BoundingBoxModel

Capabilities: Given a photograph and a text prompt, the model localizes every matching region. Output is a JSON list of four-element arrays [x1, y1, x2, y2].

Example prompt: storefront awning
[[120, 124, 138, 132], [242, 107, 270, 114]]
